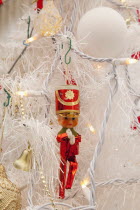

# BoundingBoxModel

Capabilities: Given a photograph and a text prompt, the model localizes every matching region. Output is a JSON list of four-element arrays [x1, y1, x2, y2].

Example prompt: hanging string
[[64, 37, 72, 65], [63, 37, 77, 85]]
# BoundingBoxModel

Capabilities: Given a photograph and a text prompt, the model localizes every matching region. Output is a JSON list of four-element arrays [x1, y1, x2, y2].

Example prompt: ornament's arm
[[75, 135, 81, 143], [57, 133, 68, 142]]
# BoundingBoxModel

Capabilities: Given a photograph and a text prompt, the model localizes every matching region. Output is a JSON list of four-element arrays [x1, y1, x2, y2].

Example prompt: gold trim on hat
[[56, 110, 80, 114], [59, 113, 79, 118], [55, 85, 79, 91], [56, 90, 80, 106]]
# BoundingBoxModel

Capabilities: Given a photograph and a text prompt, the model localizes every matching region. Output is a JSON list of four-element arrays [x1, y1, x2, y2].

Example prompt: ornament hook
[[64, 37, 72, 65], [3, 89, 11, 107], [27, 16, 31, 38], [23, 40, 29, 46], [23, 16, 31, 46]]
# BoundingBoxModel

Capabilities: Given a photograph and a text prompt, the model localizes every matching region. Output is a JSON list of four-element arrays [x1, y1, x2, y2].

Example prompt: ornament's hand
[[66, 129, 75, 145], [69, 135, 75, 145]]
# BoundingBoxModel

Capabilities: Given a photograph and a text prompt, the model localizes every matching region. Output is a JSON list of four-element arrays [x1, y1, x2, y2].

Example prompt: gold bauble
[[34, 0, 62, 37], [0, 164, 21, 210]]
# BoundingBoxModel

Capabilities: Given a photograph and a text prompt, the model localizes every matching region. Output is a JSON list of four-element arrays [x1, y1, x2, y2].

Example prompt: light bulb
[[114, 58, 138, 65], [81, 178, 90, 201], [87, 123, 96, 134], [16, 91, 27, 97], [81, 178, 89, 188], [125, 58, 138, 65], [25, 34, 42, 44]]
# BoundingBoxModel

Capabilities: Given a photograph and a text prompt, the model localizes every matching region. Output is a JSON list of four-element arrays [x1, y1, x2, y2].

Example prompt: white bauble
[[77, 7, 127, 58]]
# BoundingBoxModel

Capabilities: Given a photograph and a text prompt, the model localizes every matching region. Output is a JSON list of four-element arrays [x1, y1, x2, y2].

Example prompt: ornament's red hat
[[55, 85, 80, 115]]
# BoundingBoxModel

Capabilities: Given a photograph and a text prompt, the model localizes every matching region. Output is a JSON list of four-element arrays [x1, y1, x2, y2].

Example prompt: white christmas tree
[[0, 0, 140, 209]]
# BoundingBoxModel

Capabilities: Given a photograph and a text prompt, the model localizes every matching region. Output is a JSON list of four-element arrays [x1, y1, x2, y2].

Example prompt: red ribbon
[[63, 70, 77, 86], [0, 0, 3, 5]]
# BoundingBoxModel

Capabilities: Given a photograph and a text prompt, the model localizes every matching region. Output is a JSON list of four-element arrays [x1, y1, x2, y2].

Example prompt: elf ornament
[[55, 85, 81, 199], [0, 164, 21, 210]]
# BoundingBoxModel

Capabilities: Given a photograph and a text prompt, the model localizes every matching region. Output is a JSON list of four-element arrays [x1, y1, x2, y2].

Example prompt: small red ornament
[[0, 0, 3, 5], [37, 0, 43, 10], [131, 116, 140, 130], [55, 85, 81, 199], [131, 52, 140, 60]]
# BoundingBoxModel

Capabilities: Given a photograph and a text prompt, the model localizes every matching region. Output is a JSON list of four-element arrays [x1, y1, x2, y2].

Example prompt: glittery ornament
[[34, 0, 62, 37], [0, 164, 21, 210]]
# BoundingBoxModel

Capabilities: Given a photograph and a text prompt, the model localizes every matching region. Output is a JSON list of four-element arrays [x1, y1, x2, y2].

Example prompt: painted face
[[57, 114, 79, 128]]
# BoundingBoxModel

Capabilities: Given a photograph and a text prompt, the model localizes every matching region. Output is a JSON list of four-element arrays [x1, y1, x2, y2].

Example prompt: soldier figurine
[[55, 85, 81, 199]]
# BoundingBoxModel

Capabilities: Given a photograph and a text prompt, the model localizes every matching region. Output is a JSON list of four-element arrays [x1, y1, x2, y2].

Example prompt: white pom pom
[[77, 7, 127, 58]]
